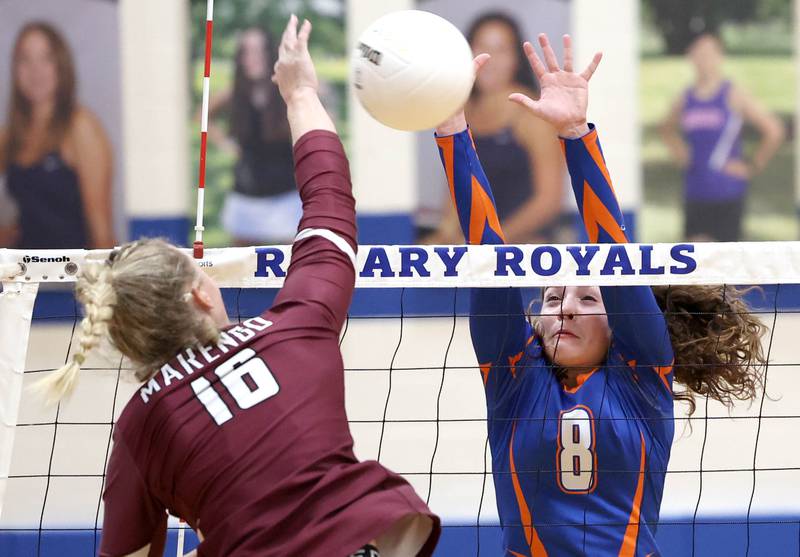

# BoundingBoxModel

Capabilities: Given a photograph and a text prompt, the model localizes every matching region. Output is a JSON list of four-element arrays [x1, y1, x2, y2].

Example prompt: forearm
[[293, 130, 356, 244], [273, 130, 356, 331], [433, 126, 527, 358], [751, 123, 785, 173], [561, 124, 627, 244], [660, 128, 689, 168], [434, 128, 505, 245], [286, 88, 336, 145]]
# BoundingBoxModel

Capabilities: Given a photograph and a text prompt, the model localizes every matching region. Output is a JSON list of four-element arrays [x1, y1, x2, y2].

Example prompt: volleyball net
[[1, 242, 800, 556]]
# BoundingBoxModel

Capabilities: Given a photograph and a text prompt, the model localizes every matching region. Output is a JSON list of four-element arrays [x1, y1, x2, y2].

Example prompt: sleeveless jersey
[[681, 80, 747, 201]]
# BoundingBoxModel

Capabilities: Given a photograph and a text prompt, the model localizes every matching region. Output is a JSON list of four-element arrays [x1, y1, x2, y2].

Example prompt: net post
[[0, 282, 39, 519]]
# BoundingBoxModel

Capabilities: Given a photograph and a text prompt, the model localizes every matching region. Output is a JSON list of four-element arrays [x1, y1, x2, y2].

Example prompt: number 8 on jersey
[[557, 405, 597, 493]]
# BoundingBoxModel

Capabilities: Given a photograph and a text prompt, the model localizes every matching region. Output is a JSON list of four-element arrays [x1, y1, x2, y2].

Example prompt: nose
[[556, 293, 578, 321]]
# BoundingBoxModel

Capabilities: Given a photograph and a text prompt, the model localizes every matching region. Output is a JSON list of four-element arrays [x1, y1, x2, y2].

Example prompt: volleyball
[[351, 10, 475, 131]]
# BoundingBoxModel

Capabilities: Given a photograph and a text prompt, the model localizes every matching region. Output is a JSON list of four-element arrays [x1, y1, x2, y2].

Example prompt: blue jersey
[[435, 126, 675, 556]]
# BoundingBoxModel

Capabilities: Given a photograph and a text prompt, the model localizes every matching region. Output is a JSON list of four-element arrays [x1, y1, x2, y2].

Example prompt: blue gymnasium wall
[[3, 518, 800, 556]]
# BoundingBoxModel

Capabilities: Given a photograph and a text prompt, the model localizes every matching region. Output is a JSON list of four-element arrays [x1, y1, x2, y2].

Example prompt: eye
[[545, 295, 561, 303], [581, 295, 597, 302]]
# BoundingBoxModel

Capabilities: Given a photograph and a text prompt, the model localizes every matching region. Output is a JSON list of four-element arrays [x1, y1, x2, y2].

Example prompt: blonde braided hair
[[36, 263, 116, 404], [36, 238, 220, 404]]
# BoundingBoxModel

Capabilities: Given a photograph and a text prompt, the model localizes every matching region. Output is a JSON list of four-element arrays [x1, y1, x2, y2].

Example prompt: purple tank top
[[681, 80, 746, 201]]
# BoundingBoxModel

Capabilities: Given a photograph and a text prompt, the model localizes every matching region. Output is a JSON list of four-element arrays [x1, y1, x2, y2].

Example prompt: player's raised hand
[[509, 34, 602, 138], [434, 53, 491, 136], [272, 14, 319, 103]]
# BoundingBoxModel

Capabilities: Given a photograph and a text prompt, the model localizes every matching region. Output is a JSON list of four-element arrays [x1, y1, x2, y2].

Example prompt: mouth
[[554, 330, 578, 340]]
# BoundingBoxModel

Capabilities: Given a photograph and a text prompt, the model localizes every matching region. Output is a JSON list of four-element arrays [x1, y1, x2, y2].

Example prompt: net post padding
[[0, 281, 39, 520]]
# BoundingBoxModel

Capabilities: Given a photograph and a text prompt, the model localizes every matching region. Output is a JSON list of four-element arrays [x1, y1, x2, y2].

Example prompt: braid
[[35, 263, 116, 404]]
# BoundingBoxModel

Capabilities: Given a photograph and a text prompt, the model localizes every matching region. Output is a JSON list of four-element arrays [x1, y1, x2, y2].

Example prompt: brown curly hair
[[651, 285, 767, 415], [530, 285, 768, 415]]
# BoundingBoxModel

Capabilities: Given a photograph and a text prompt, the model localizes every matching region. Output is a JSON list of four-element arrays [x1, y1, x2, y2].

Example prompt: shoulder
[[65, 106, 111, 159], [69, 106, 107, 140], [673, 90, 689, 110], [726, 81, 751, 113]]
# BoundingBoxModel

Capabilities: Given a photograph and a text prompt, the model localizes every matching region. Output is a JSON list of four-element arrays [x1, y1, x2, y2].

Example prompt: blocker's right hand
[[272, 14, 319, 104], [434, 53, 491, 136], [508, 34, 602, 138]]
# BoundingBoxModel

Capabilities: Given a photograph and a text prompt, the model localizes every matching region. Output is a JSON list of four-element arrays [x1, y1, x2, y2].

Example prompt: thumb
[[508, 93, 543, 117], [473, 53, 491, 75]]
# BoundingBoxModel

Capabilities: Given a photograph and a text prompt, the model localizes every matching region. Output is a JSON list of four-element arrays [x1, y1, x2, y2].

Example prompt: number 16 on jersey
[[557, 405, 597, 494], [191, 348, 280, 425]]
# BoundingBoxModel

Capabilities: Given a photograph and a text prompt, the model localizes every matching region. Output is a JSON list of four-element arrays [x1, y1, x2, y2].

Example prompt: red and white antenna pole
[[194, 0, 215, 259]]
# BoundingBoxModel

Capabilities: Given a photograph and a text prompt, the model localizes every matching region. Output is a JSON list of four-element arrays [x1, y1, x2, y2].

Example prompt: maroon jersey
[[99, 131, 441, 557]]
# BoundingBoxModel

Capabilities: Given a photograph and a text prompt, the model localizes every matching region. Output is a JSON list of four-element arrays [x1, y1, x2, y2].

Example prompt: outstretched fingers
[[538, 34, 560, 72], [523, 41, 546, 79], [580, 51, 603, 81], [280, 14, 299, 55], [297, 18, 312, 48], [562, 34, 573, 73]]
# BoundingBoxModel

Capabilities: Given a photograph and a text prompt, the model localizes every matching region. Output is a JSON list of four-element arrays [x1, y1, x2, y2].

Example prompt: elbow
[[772, 121, 787, 146]]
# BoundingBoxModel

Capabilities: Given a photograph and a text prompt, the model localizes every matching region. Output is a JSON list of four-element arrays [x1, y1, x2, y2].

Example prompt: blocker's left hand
[[434, 53, 491, 136], [509, 34, 602, 139], [272, 14, 319, 103]]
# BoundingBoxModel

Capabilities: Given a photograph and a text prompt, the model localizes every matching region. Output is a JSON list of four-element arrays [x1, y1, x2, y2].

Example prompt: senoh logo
[[22, 255, 71, 264]]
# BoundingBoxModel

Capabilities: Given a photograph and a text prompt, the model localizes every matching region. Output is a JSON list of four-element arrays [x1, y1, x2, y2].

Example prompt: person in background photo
[[422, 12, 565, 245], [206, 27, 300, 246], [0, 21, 115, 249], [660, 32, 785, 242]]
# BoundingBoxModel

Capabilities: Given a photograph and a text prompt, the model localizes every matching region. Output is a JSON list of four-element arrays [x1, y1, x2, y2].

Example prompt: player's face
[[538, 286, 611, 370], [688, 35, 723, 78], [240, 29, 269, 81], [15, 30, 59, 105], [471, 21, 517, 94]]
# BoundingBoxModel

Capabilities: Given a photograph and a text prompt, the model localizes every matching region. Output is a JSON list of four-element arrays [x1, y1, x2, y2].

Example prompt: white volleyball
[[352, 10, 474, 131]]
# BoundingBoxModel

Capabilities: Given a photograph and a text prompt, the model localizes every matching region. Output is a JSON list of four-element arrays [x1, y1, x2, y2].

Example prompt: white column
[[571, 0, 641, 214], [119, 0, 190, 222], [348, 0, 416, 215], [795, 0, 800, 222]]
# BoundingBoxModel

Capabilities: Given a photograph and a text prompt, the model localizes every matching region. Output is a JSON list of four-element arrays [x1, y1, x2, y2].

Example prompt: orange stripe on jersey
[[509, 551, 528, 557], [582, 181, 628, 244], [510, 423, 548, 557], [655, 362, 673, 392], [581, 131, 616, 195], [618, 432, 646, 557], [562, 368, 598, 394], [469, 175, 506, 244], [480, 362, 492, 386], [438, 135, 457, 203], [508, 351, 523, 379]]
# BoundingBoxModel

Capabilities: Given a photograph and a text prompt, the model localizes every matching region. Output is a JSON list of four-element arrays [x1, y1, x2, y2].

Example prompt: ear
[[190, 285, 214, 312]]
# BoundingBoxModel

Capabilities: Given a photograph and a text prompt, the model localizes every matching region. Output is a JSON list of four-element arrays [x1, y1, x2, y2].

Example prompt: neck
[[29, 99, 55, 125], [696, 74, 723, 91], [561, 366, 596, 388]]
